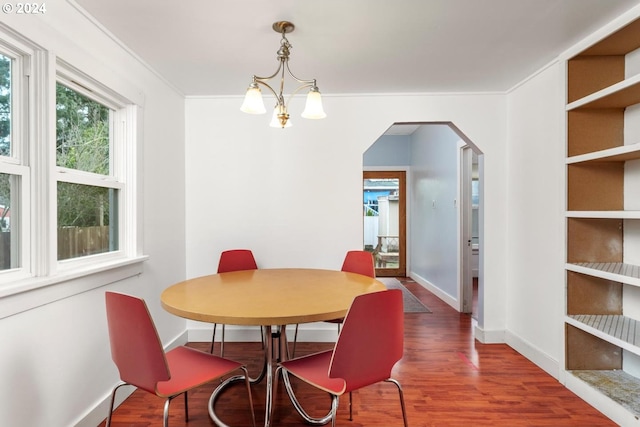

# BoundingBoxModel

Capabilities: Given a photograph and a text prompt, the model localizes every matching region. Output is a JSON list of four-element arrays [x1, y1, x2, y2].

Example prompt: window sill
[[0, 255, 149, 319]]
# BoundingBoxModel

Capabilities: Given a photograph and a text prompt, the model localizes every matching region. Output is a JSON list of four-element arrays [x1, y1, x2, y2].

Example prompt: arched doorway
[[363, 122, 483, 317]]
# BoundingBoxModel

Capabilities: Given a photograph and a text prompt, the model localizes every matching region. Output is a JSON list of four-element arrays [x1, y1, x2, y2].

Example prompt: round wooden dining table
[[160, 268, 386, 427]]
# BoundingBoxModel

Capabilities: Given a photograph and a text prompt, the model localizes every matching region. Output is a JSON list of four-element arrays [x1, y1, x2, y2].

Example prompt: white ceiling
[[74, 0, 640, 97]]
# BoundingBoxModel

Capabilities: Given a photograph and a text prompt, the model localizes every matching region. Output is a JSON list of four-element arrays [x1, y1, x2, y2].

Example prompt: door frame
[[363, 170, 406, 277], [459, 145, 473, 313]]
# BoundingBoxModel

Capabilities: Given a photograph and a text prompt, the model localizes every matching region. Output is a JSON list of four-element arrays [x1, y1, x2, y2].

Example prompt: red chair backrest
[[341, 250, 375, 278], [105, 292, 170, 394], [217, 249, 258, 273], [329, 289, 403, 391]]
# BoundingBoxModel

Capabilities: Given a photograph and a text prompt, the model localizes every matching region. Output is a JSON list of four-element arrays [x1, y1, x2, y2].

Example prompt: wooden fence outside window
[[0, 226, 111, 268]]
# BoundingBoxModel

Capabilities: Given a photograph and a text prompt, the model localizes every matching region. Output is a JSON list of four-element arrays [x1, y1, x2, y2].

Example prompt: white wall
[[185, 93, 508, 339], [409, 125, 461, 300], [504, 63, 565, 376], [0, 2, 187, 426]]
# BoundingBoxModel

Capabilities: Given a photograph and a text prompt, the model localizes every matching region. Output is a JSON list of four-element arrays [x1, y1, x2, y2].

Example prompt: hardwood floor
[[100, 278, 616, 427]]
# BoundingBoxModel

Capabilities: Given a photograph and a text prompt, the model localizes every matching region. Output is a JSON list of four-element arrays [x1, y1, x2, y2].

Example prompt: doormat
[[377, 278, 431, 313]]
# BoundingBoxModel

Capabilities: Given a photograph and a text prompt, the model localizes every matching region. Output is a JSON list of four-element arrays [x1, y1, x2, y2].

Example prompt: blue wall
[[363, 135, 411, 166]]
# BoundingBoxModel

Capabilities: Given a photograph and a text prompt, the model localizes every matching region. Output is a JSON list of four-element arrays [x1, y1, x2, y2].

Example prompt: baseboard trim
[[473, 324, 505, 343], [505, 330, 559, 379], [409, 273, 459, 310]]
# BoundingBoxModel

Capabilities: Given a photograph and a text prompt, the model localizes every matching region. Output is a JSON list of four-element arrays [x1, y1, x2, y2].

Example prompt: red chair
[[274, 289, 407, 427], [291, 250, 375, 357], [211, 249, 259, 355], [327, 250, 376, 329], [340, 250, 376, 278], [216, 248, 258, 273], [105, 292, 256, 427]]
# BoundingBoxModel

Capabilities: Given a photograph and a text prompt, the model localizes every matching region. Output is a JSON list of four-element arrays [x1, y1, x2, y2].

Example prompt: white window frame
[[0, 26, 146, 319], [54, 63, 128, 271], [0, 30, 34, 285]]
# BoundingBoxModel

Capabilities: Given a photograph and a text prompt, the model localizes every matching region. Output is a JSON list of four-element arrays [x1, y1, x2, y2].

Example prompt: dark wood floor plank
[[100, 278, 616, 426]]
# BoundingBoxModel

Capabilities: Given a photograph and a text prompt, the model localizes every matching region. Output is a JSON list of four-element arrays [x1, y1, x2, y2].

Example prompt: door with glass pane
[[363, 171, 406, 277]]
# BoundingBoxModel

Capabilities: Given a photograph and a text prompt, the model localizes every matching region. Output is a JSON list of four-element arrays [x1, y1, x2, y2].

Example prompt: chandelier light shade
[[301, 87, 327, 119], [240, 83, 266, 114], [241, 21, 326, 129]]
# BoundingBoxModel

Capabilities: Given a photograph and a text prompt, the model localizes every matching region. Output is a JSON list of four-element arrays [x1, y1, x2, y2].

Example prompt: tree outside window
[[0, 54, 16, 270], [0, 54, 10, 157], [56, 83, 118, 260], [0, 54, 10, 231]]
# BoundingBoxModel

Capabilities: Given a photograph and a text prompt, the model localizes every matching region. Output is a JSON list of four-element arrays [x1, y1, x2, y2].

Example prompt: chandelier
[[240, 21, 326, 128]]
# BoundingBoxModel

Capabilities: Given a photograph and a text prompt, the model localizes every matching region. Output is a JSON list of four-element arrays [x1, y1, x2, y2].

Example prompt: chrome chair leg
[[247, 328, 268, 384], [163, 396, 174, 427], [210, 323, 217, 354], [208, 366, 256, 427], [210, 323, 227, 357], [329, 394, 339, 427], [386, 378, 408, 427], [281, 324, 291, 360], [279, 367, 334, 425], [270, 365, 281, 425], [162, 393, 184, 427], [241, 366, 257, 427], [106, 382, 128, 427], [220, 325, 225, 357], [292, 324, 299, 358], [184, 391, 188, 421], [216, 325, 270, 384]]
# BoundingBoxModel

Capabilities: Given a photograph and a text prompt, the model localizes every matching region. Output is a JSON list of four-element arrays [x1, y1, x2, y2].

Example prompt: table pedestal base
[[209, 325, 293, 427]]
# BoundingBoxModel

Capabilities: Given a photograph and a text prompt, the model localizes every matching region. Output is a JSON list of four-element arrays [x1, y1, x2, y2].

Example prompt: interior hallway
[[101, 279, 615, 427]]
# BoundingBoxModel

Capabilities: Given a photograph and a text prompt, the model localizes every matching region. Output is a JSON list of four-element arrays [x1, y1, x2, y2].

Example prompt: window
[[0, 173, 17, 269], [0, 39, 30, 277], [53, 62, 137, 271], [0, 26, 143, 314], [55, 82, 119, 261], [0, 54, 14, 271]]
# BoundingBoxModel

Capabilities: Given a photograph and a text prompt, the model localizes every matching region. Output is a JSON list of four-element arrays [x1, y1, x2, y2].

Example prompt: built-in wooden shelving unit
[[565, 14, 640, 424]]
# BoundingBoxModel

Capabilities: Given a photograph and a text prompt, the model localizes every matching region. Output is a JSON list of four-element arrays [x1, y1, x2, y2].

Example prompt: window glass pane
[[0, 172, 18, 270], [56, 83, 110, 174], [57, 182, 118, 260], [363, 178, 399, 269], [0, 54, 11, 157]]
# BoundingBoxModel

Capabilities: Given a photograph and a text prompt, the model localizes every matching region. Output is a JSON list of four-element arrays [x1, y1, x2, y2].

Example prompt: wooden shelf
[[567, 142, 640, 164], [567, 315, 640, 356], [567, 73, 640, 110], [566, 262, 640, 287], [578, 18, 640, 56], [566, 211, 640, 219], [569, 370, 640, 418], [567, 19, 640, 103]]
